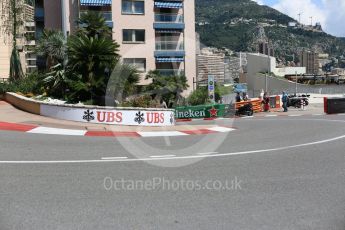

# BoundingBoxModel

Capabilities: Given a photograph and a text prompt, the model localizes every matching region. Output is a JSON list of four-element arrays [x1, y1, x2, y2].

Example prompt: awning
[[156, 57, 185, 63], [155, 29, 183, 34], [154, 2, 183, 9], [80, 0, 111, 6]]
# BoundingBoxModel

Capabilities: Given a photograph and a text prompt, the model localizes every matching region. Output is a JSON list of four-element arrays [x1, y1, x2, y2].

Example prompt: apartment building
[[0, 1, 36, 79], [300, 50, 319, 74], [197, 50, 225, 85], [0, 25, 11, 79], [37, 0, 197, 94]]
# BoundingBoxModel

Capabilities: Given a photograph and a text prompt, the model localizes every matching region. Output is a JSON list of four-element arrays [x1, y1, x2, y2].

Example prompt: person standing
[[262, 92, 270, 112], [282, 91, 288, 112], [235, 92, 242, 102], [242, 92, 249, 101]]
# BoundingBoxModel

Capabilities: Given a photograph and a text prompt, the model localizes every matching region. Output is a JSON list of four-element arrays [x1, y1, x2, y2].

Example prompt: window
[[123, 29, 145, 43], [122, 0, 144, 14], [123, 58, 146, 72]]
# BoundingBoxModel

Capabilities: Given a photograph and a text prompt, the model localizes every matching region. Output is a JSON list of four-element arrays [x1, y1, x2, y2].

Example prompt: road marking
[[27, 127, 87, 136], [101, 157, 129, 160], [337, 114, 345, 116], [207, 127, 236, 133], [2, 118, 345, 164], [150, 155, 176, 158], [197, 152, 218, 155], [288, 114, 303, 117], [312, 114, 324, 116], [138, 131, 189, 137], [2, 133, 345, 164], [241, 116, 254, 119], [265, 115, 278, 117]]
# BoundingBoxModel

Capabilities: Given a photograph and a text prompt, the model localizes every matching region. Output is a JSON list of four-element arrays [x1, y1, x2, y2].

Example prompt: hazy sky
[[252, 0, 345, 37]]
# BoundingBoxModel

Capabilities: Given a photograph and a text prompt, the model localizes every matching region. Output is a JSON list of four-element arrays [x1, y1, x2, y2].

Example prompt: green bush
[[187, 84, 230, 106], [0, 73, 45, 96], [187, 87, 209, 106], [0, 82, 10, 95]]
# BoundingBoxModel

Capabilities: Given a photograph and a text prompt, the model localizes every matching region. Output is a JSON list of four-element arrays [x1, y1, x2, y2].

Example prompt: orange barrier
[[270, 95, 281, 110], [235, 96, 281, 113], [235, 99, 262, 113]]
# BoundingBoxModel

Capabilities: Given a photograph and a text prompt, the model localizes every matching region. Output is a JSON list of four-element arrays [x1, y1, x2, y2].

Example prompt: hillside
[[195, 0, 345, 60]]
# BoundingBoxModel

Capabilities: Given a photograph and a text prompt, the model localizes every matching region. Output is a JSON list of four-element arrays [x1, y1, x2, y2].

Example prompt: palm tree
[[107, 64, 140, 103], [9, 48, 24, 81], [67, 33, 120, 103], [145, 70, 189, 105], [42, 63, 72, 98], [36, 30, 66, 69], [77, 11, 111, 38]]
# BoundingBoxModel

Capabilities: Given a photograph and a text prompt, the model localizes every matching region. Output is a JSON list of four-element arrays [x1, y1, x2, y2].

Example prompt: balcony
[[157, 69, 185, 76], [155, 41, 185, 57], [25, 22, 35, 27], [154, 13, 184, 30]]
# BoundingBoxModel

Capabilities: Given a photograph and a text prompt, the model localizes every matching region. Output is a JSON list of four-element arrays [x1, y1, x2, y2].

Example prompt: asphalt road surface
[[0, 115, 345, 229]]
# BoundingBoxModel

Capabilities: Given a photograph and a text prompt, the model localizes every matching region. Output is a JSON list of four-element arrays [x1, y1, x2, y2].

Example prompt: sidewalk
[[256, 104, 325, 117]]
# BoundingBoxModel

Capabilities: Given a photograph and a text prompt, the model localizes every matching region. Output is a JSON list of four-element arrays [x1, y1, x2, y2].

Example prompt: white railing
[[157, 69, 185, 76], [155, 13, 183, 23], [155, 41, 184, 51]]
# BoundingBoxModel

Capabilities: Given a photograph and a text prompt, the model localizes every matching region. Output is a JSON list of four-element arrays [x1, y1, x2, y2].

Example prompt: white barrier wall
[[40, 104, 175, 127]]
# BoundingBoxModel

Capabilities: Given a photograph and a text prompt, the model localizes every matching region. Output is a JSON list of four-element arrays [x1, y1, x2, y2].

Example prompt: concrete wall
[[248, 74, 345, 96], [274, 67, 306, 77], [247, 53, 307, 95], [246, 53, 276, 94], [5, 93, 41, 115], [4, 92, 175, 126]]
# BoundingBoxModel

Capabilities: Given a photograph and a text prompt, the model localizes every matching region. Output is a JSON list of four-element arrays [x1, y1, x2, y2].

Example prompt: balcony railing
[[157, 69, 185, 76], [156, 41, 184, 51], [155, 13, 183, 23]]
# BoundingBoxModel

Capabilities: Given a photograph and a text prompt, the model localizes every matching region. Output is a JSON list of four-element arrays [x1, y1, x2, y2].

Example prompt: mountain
[[195, 0, 345, 60]]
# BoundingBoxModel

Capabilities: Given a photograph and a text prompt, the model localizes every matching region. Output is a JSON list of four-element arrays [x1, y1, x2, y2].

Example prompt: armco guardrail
[[324, 97, 345, 114], [4, 92, 175, 127]]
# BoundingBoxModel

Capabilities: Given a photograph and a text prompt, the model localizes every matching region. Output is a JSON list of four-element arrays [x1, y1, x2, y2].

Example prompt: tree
[[0, 0, 25, 80], [67, 33, 120, 103], [107, 64, 140, 103], [36, 30, 66, 69], [187, 87, 208, 106], [77, 11, 112, 38], [145, 70, 189, 106], [42, 63, 73, 98]]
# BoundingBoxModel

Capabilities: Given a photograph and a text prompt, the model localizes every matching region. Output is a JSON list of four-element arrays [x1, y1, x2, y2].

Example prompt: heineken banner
[[175, 104, 230, 119]]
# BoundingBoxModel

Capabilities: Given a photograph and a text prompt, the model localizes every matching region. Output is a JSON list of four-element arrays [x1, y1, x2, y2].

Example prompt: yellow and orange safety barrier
[[235, 95, 281, 113]]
